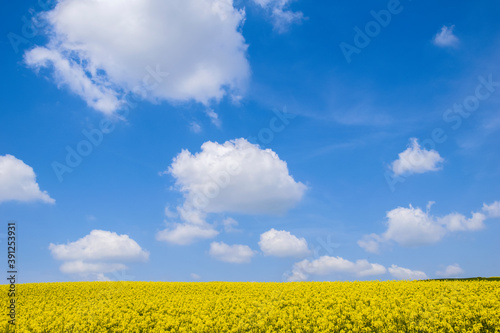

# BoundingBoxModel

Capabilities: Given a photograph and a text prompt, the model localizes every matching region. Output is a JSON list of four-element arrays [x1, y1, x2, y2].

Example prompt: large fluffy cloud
[[157, 139, 307, 245], [388, 265, 428, 280], [358, 201, 497, 253], [168, 138, 307, 215], [209, 241, 255, 263], [49, 230, 149, 280], [286, 256, 386, 281], [391, 138, 444, 176], [383, 205, 448, 247], [0, 154, 55, 204], [25, 0, 250, 114], [259, 228, 310, 258]]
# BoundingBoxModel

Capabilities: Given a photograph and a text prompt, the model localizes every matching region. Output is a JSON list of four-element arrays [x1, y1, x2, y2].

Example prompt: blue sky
[[1, 0, 499, 283]]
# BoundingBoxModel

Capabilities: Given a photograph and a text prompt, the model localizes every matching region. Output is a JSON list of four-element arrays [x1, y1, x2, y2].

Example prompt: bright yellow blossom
[[1, 281, 498, 332]]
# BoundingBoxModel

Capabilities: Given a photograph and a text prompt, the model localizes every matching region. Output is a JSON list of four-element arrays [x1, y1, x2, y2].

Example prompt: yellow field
[[2, 281, 499, 332]]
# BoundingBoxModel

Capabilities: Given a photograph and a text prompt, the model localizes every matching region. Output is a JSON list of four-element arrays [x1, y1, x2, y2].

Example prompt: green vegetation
[[428, 277, 500, 281]]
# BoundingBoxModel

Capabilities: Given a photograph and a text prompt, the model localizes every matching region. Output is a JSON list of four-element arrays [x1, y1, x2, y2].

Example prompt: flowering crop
[[1, 281, 499, 332]]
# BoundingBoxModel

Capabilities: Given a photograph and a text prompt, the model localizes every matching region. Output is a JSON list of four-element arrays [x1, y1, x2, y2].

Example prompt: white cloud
[[157, 138, 306, 245], [25, 0, 250, 114], [168, 138, 306, 215], [205, 108, 222, 128], [209, 241, 255, 263], [433, 25, 459, 48], [438, 212, 486, 232], [0, 154, 55, 204], [164, 205, 178, 219], [49, 230, 149, 280], [383, 205, 447, 247], [436, 264, 464, 278], [177, 206, 208, 225], [391, 138, 444, 176], [483, 201, 500, 218], [24, 48, 122, 114], [389, 265, 427, 280], [359, 201, 497, 252], [59, 261, 127, 275], [155, 223, 218, 245], [190, 122, 202, 134], [221, 217, 239, 233], [252, 0, 304, 33], [190, 273, 201, 280], [357, 234, 382, 254], [49, 230, 149, 262], [286, 256, 386, 281], [259, 228, 310, 258]]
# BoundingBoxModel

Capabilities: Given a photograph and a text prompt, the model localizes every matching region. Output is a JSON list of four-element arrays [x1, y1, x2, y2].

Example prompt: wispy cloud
[[433, 25, 459, 48], [436, 264, 464, 277], [252, 0, 304, 33]]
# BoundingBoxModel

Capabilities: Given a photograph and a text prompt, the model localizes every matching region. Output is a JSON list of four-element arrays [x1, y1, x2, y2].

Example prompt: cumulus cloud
[[383, 205, 447, 247], [49, 230, 149, 280], [0, 154, 55, 204], [286, 256, 386, 281], [483, 201, 500, 218], [252, 0, 304, 33], [209, 241, 255, 263], [156, 138, 306, 245], [389, 265, 428, 280], [259, 228, 310, 258], [359, 202, 496, 252], [24, 0, 250, 114], [436, 264, 464, 278], [49, 230, 149, 262], [168, 138, 306, 215], [437, 212, 486, 232], [433, 25, 459, 48], [391, 138, 444, 176], [155, 223, 218, 246], [357, 234, 383, 254]]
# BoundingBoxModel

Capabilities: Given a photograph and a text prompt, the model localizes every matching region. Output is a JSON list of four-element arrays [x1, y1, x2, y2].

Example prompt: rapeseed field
[[2, 280, 499, 332]]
